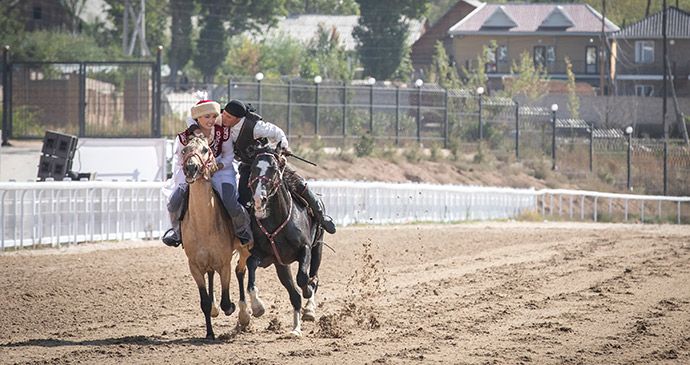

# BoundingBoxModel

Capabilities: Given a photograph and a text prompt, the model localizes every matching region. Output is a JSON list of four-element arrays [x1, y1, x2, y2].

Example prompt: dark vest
[[234, 112, 267, 163]]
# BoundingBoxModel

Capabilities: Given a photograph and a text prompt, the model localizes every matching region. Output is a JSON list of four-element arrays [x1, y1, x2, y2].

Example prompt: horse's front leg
[[218, 264, 235, 317], [208, 271, 220, 318], [302, 242, 323, 322], [246, 250, 266, 318], [235, 244, 252, 328], [295, 244, 310, 293], [189, 263, 215, 340], [275, 263, 302, 337]]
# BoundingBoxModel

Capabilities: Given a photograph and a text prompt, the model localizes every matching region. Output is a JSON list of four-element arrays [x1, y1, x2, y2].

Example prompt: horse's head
[[248, 143, 285, 219], [181, 136, 215, 184]]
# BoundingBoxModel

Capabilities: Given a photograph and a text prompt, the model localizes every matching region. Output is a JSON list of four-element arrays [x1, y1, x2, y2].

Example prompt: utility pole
[[599, 0, 606, 95], [122, 0, 150, 57]]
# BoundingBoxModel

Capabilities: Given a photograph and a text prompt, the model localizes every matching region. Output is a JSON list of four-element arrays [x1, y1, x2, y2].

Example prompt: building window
[[33, 7, 42, 20], [635, 41, 654, 63], [546, 46, 556, 64], [485, 47, 497, 73], [498, 45, 508, 63], [585, 46, 598, 74], [534, 46, 546, 68], [636, 85, 654, 97]]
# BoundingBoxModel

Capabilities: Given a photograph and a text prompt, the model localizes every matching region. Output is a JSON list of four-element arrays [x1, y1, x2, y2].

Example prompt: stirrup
[[162, 228, 182, 247], [321, 215, 336, 234]]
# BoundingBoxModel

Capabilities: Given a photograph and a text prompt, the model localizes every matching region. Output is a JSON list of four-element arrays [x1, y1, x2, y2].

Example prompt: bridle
[[182, 139, 216, 182], [248, 152, 285, 200], [249, 151, 292, 266]]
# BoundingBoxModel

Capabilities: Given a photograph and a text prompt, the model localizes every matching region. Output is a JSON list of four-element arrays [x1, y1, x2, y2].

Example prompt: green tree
[[220, 34, 305, 78], [459, 42, 493, 93], [0, 0, 26, 50], [285, 0, 358, 14], [167, 0, 195, 85], [194, 0, 286, 83], [428, 40, 461, 89], [353, 0, 429, 80], [565, 57, 580, 119], [501, 51, 549, 104], [299, 23, 353, 81]]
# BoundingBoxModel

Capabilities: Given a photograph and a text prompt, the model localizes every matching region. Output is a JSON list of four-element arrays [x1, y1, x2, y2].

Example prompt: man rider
[[221, 99, 336, 235]]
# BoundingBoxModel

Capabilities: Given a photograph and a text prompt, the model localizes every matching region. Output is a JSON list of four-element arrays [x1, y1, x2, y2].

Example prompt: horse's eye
[[201, 147, 208, 154]]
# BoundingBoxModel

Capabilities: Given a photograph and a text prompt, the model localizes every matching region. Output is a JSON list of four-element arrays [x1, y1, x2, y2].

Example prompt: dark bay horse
[[245, 144, 324, 337], [180, 136, 252, 339]]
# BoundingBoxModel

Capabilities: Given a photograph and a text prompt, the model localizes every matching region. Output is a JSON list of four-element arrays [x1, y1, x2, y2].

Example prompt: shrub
[[355, 132, 375, 157]]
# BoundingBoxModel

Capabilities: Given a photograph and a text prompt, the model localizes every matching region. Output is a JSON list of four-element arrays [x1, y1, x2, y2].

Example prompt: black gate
[[2, 56, 161, 141]]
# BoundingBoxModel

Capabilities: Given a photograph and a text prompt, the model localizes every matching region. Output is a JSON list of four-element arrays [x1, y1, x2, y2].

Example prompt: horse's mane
[[247, 140, 281, 162]]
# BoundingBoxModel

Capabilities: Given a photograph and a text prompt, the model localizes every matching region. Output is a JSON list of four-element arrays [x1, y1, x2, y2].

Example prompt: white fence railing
[[1, 180, 689, 250]]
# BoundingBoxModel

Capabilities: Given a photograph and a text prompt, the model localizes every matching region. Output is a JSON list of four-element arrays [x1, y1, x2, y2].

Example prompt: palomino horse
[[245, 143, 324, 337], [180, 136, 252, 340]]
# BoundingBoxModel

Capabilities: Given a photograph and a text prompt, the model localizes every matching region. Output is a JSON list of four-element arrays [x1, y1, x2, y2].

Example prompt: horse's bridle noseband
[[182, 143, 216, 181], [248, 152, 285, 199]]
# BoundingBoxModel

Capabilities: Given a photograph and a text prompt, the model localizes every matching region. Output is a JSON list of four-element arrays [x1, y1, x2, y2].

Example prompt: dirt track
[[1, 222, 689, 364]]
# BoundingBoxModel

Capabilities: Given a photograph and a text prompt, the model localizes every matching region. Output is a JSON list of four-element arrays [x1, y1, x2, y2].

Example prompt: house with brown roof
[[410, 0, 482, 77], [447, 2, 619, 93], [610, 6, 690, 97]]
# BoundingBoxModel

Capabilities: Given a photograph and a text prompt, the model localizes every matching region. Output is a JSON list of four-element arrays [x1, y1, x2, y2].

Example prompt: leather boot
[[162, 212, 182, 247], [297, 182, 336, 234], [162, 184, 187, 247]]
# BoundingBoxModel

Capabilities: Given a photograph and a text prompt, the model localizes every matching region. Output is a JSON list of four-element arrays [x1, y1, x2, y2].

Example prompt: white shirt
[[230, 117, 289, 149]]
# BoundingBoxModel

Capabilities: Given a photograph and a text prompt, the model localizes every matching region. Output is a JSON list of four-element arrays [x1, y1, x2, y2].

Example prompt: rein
[[250, 152, 291, 266]]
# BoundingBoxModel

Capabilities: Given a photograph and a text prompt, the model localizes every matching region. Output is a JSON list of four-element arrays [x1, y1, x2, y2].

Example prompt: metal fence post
[[551, 104, 558, 170], [417, 84, 422, 143], [664, 139, 668, 196], [256, 74, 263, 115], [477, 87, 484, 140], [369, 81, 375, 135], [2, 45, 9, 146], [342, 82, 347, 138], [627, 130, 632, 190], [287, 80, 292, 138], [589, 123, 594, 173], [514, 100, 519, 158], [444, 88, 449, 148], [396, 86, 400, 146], [153, 46, 162, 138], [228, 78, 232, 101], [314, 77, 320, 135], [79, 62, 86, 138]]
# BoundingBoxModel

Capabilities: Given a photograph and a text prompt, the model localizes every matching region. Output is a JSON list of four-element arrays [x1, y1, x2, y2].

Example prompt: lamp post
[[314, 75, 322, 135], [368, 77, 375, 134], [415, 79, 423, 143], [626, 126, 633, 190], [255, 72, 264, 115], [551, 103, 558, 170], [476, 87, 484, 140]]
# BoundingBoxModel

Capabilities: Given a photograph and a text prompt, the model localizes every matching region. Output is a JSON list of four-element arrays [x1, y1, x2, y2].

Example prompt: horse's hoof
[[302, 308, 316, 321], [211, 305, 220, 318], [238, 302, 251, 328], [288, 329, 302, 337], [224, 302, 236, 316], [206, 333, 215, 340], [252, 302, 266, 318]]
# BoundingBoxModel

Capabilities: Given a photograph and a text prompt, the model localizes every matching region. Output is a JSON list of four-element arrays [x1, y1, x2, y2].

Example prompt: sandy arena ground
[[1, 221, 689, 364]]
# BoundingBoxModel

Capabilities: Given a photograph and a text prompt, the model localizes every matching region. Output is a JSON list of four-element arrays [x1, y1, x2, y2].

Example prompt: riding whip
[[284, 151, 317, 167]]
